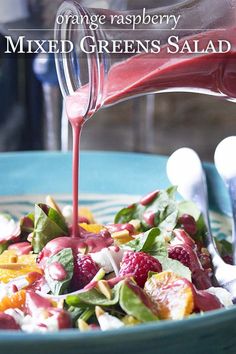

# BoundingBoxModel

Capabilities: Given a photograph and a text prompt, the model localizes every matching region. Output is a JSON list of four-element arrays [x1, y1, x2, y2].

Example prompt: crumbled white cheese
[[90, 247, 125, 275], [0, 214, 20, 242], [5, 308, 59, 333], [4, 308, 25, 326], [0, 275, 30, 301], [206, 287, 233, 307], [98, 312, 124, 331], [62, 205, 73, 225]]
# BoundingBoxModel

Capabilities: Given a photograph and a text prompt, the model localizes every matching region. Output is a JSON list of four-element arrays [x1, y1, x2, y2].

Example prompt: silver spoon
[[167, 147, 236, 300], [215, 136, 236, 264]]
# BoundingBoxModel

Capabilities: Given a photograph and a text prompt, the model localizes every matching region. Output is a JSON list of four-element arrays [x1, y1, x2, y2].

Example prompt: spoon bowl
[[167, 148, 236, 300], [214, 136, 236, 263]]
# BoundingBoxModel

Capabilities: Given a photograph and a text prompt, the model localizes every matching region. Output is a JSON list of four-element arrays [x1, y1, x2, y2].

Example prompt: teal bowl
[[0, 151, 235, 354]]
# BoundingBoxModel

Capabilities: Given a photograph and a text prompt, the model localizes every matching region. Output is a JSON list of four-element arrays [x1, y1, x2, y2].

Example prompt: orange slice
[[0, 250, 42, 283], [0, 290, 26, 312], [144, 271, 194, 320], [80, 223, 105, 234], [79, 207, 95, 223]]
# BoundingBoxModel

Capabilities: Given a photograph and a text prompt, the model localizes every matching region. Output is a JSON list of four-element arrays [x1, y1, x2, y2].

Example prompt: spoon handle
[[229, 178, 236, 263], [196, 168, 223, 265]]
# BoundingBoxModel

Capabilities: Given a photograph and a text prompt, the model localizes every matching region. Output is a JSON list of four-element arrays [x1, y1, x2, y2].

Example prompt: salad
[[0, 187, 233, 332]]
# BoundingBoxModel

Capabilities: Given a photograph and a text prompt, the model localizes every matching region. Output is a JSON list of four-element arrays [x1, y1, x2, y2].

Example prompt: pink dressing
[[194, 288, 223, 312], [174, 278, 222, 312], [140, 190, 159, 206], [107, 223, 135, 235], [39, 229, 113, 267], [143, 210, 156, 227], [25, 291, 52, 316], [8, 242, 33, 255], [48, 262, 68, 281]]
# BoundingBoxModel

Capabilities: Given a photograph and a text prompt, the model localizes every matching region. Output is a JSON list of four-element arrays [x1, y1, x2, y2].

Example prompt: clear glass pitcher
[[55, 0, 236, 121]]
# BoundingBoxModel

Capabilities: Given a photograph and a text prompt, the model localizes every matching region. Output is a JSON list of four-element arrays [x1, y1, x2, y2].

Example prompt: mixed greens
[[0, 188, 233, 332]]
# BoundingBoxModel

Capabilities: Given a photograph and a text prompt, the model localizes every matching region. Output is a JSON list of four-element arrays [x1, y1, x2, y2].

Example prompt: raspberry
[[0, 313, 20, 330], [168, 244, 212, 290], [178, 214, 197, 236], [119, 251, 162, 288], [168, 243, 201, 272], [168, 246, 191, 268], [71, 254, 99, 291]]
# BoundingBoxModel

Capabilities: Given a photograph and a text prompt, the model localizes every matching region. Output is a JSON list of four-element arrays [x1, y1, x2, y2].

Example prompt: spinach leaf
[[123, 228, 168, 257], [67, 305, 94, 326], [66, 282, 122, 307], [114, 187, 178, 233], [119, 280, 159, 322], [20, 213, 34, 233], [20, 213, 34, 241], [32, 204, 68, 253], [0, 242, 8, 255], [156, 256, 191, 281], [45, 248, 74, 295], [177, 200, 201, 221]]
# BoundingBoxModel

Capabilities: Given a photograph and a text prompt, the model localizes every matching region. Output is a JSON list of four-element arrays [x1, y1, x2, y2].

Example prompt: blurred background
[[0, 0, 235, 160]]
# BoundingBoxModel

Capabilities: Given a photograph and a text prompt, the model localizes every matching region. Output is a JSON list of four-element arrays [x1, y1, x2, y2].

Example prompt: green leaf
[[158, 209, 178, 235], [114, 205, 136, 225], [114, 187, 178, 233], [124, 228, 159, 251], [67, 305, 94, 326], [216, 239, 233, 257], [166, 185, 178, 197], [20, 213, 34, 233], [178, 200, 201, 221], [123, 228, 168, 257], [156, 256, 191, 281], [193, 214, 207, 244], [66, 282, 122, 307], [119, 280, 159, 322], [32, 204, 68, 253], [0, 243, 8, 255], [45, 248, 74, 295]]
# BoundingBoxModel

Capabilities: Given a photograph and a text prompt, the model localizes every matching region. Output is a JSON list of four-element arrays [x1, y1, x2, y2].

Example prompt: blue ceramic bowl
[[0, 151, 235, 354]]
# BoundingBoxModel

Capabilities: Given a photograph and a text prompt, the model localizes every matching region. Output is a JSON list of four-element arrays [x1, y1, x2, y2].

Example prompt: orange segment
[[80, 223, 105, 234], [0, 290, 26, 312], [79, 207, 95, 223], [111, 230, 134, 245], [0, 250, 17, 264], [0, 250, 42, 283], [144, 271, 194, 320]]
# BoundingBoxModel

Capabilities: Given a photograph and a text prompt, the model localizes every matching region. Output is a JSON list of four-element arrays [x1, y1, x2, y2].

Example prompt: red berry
[[178, 214, 197, 236], [71, 254, 99, 291], [0, 313, 20, 330], [119, 251, 162, 288], [168, 243, 201, 271], [168, 244, 212, 290], [168, 245, 191, 268]]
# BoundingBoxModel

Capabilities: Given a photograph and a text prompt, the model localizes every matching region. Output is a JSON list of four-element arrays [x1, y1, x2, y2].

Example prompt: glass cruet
[[55, 0, 236, 121]]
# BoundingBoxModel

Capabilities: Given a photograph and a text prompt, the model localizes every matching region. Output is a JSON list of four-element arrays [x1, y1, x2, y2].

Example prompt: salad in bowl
[[0, 187, 233, 332]]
